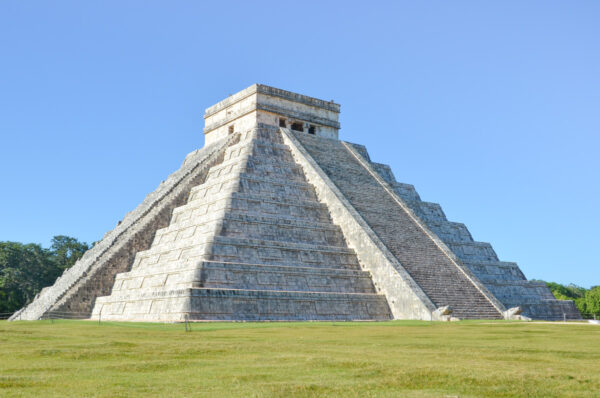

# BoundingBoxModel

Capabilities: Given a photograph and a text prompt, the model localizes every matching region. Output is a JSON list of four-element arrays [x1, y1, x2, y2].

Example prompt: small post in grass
[[98, 307, 102, 325], [184, 314, 191, 332]]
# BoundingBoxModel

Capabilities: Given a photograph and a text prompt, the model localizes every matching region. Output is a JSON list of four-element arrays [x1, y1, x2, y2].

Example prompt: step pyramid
[[12, 84, 580, 322], [90, 128, 392, 321]]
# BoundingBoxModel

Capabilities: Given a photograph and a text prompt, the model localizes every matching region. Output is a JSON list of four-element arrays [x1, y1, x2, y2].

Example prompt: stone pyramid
[[12, 84, 580, 322]]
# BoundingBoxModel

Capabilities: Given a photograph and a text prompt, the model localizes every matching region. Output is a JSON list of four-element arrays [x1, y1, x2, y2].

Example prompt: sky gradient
[[1, 1, 598, 287]]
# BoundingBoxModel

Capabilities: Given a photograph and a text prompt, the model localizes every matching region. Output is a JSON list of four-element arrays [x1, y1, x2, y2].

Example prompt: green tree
[[545, 281, 586, 301], [583, 286, 600, 316], [0, 242, 58, 314], [50, 235, 89, 269], [0, 236, 89, 315], [543, 281, 600, 317]]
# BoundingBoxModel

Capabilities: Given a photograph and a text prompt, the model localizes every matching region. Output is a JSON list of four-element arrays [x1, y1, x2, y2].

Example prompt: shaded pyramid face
[[91, 128, 393, 321]]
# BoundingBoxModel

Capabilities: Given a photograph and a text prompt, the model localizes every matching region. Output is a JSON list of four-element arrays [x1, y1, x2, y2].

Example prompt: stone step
[[206, 155, 305, 183], [369, 163, 423, 202], [187, 176, 240, 203], [519, 300, 581, 320], [130, 240, 211, 270], [228, 192, 328, 219], [171, 189, 331, 228], [225, 138, 295, 162], [221, 137, 254, 162], [94, 288, 392, 322], [462, 260, 526, 281], [156, 209, 342, 247], [243, 159, 306, 182], [112, 261, 377, 294], [204, 160, 246, 183], [402, 200, 448, 223], [236, 173, 317, 199], [213, 143, 299, 169], [472, 273, 528, 284], [370, 162, 396, 184], [194, 262, 376, 293], [220, 213, 346, 246], [228, 137, 293, 153], [189, 173, 318, 203], [208, 236, 361, 270], [247, 128, 285, 144], [390, 182, 421, 202], [130, 236, 362, 273], [482, 280, 556, 301], [181, 191, 331, 223], [424, 220, 473, 243], [156, 210, 222, 240], [444, 241, 499, 262]]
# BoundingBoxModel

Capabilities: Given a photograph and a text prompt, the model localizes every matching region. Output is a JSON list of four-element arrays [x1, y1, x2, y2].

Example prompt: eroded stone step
[[225, 138, 295, 162], [156, 209, 343, 247], [208, 236, 361, 270], [220, 213, 346, 246], [462, 260, 526, 282], [444, 241, 499, 262], [189, 173, 318, 203], [509, 300, 581, 320], [111, 261, 377, 294], [94, 288, 392, 322], [423, 221, 473, 244], [207, 155, 305, 183], [482, 280, 556, 301], [228, 193, 328, 219], [132, 236, 362, 274], [169, 192, 331, 232]]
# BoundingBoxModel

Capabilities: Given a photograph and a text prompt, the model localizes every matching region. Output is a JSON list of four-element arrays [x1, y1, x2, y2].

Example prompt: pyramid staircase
[[294, 135, 578, 321], [91, 128, 392, 321], [293, 132, 504, 319], [363, 156, 580, 320]]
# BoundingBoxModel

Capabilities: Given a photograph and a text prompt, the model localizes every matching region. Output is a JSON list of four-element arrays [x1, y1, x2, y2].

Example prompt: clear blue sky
[[1, 2, 598, 287]]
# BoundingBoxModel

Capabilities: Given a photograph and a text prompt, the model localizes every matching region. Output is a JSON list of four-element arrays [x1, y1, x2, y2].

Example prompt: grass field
[[0, 320, 598, 397]]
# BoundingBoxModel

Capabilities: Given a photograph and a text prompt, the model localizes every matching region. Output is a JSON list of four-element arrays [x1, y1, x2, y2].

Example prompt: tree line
[[1, 236, 598, 318], [543, 281, 600, 317], [0, 236, 89, 315]]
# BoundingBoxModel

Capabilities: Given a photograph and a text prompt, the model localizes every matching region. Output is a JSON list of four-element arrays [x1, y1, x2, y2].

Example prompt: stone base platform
[[91, 288, 392, 322]]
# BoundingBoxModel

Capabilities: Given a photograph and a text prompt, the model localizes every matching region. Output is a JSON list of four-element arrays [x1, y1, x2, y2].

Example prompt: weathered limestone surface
[[366, 156, 580, 320], [204, 84, 340, 144], [280, 127, 438, 320], [91, 127, 392, 321], [291, 131, 504, 319]]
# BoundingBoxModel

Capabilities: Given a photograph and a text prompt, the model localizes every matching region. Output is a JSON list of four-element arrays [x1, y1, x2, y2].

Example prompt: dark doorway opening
[[291, 122, 304, 132]]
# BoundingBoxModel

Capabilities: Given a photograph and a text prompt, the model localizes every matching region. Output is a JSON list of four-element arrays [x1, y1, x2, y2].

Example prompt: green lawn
[[0, 320, 598, 397]]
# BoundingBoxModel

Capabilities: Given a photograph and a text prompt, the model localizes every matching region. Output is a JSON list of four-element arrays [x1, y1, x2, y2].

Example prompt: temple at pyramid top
[[203, 84, 341, 144]]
